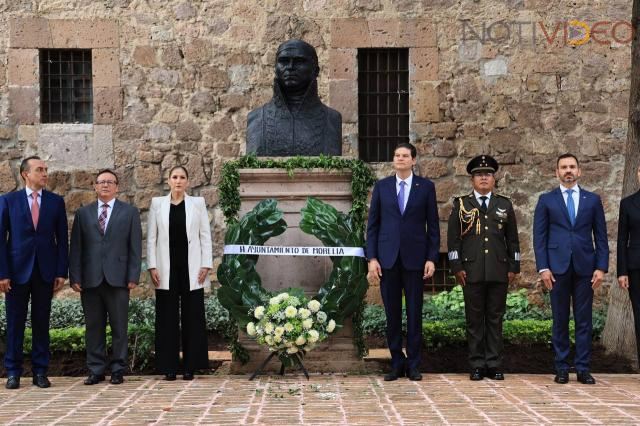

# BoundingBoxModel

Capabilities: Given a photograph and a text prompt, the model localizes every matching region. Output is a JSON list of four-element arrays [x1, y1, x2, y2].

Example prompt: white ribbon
[[224, 244, 365, 257]]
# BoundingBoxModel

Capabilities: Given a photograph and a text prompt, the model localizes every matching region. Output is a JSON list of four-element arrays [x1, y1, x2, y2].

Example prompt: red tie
[[31, 192, 39, 229]]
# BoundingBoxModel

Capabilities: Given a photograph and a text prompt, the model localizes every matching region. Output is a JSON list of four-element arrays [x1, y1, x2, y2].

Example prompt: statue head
[[275, 39, 320, 94]]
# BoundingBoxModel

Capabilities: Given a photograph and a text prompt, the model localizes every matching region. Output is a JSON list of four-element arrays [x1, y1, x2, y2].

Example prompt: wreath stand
[[249, 352, 310, 381]]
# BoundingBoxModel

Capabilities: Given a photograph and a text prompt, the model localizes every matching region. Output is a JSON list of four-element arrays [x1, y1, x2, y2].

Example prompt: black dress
[[155, 201, 208, 374]]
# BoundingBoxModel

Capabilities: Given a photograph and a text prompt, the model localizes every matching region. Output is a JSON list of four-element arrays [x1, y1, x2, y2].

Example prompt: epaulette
[[494, 193, 511, 199]]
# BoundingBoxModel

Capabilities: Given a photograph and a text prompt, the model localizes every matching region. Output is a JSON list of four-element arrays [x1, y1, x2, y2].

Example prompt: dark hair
[[96, 169, 119, 184], [169, 165, 189, 179], [556, 153, 579, 168], [394, 142, 417, 159], [19, 155, 41, 180]]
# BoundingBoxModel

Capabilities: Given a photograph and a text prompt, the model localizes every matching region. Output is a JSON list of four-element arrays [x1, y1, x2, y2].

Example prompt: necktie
[[31, 192, 39, 229], [98, 203, 108, 235], [480, 196, 488, 212], [566, 189, 576, 226], [398, 181, 406, 214]]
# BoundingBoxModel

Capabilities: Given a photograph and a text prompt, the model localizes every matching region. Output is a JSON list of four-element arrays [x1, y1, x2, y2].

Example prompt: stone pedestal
[[230, 168, 367, 374]]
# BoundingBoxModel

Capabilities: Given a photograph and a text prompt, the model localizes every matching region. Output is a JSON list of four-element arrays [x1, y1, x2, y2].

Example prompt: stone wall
[[0, 0, 632, 299]]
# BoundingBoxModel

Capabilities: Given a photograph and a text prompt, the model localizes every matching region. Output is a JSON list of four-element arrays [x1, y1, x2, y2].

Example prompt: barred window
[[424, 253, 456, 293], [357, 48, 409, 162], [40, 49, 93, 123]]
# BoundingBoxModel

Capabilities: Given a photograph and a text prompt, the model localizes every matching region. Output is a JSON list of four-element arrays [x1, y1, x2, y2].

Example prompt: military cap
[[466, 155, 499, 175]]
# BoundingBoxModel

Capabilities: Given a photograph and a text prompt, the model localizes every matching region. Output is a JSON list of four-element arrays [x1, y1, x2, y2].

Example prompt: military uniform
[[447, 155, 520, 377]]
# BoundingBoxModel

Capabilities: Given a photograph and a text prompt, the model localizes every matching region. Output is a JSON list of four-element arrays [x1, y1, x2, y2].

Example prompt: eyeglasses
[[96, 180, 117, 186]]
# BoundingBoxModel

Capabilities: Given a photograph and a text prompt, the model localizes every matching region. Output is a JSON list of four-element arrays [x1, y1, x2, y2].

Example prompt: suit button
[[484, 238, 488, 242], [484, 249, 489, 254], [484, 226, 488, 230], [484, 215, 488, 219]]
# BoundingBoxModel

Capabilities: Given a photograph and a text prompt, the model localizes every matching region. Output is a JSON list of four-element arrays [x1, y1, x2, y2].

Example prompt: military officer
[[447, 155, 520, 381]]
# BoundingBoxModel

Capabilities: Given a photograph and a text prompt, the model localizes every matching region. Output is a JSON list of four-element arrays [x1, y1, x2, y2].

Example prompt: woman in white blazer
[[147, 166, 212, 381]]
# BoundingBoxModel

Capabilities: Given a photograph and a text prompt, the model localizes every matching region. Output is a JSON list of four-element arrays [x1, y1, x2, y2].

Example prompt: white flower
[[265, 335, 274, 345], [285, 306, 297, 318], [284, 322, 294, 332], [308, 300, 321, 312], [284, 341, 293, 347], [327, 319, 336, 333], [274, 335, 282, 343], [256, 326, 264, 336], [298, 308, 311, 319], [304, 343, 315, 351], [254, 306, 265, 319], [295, 336, 306, 346], [246, 322, 256, 336], [278, 292, 289, 302], [269, 296, 279, 305], [274, 326, 285, 336], [287, 347, 299, 354], [316, 311, 327, 323], [307, 329, 320, 343], [287, 296, 301, 306], [302, 318, 313, 329], [264, 322, 274, 334]]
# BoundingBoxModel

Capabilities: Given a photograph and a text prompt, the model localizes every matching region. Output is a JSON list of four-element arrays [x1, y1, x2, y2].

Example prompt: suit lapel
[[161, 195, 171, 230], [21, 189, 35, 231], [403, 177, 421, 214], [574, 188, 589, 224], [104, 199, 122, 237], [185, 195, 193, 235], [553, 187, 572, 225], [385, 177, 401, 215]]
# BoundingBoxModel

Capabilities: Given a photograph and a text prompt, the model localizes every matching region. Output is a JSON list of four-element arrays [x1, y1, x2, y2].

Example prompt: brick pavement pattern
[[1, 374, 640, 425]]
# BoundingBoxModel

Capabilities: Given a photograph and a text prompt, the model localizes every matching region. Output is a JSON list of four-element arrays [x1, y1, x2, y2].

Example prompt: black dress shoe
[[183, 372, 194, 381], [486, 368, 505, 380], [383, 367, 406, 381], [554, 371, 569, 384], [32, 374, 51, 388], [165, 373, 177, 381], [470, 368, 484, 381], [84, 374, 106, 385], [5, 376, 20, 389], [407, 368, 422, 381], [577, 371, 596, 385], [110, 372, 124, 385]]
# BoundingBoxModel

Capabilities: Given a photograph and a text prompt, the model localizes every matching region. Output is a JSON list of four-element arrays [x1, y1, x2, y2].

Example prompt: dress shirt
[[396, 173, 413, 213], [97, 198, 116, 232], [474, 190, 492, 208], [25, 187, 42, 212], [560, 184, 580, 213]]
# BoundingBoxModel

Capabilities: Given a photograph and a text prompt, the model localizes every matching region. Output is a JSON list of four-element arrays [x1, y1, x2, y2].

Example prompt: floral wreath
[[217, 197, 369, 367]]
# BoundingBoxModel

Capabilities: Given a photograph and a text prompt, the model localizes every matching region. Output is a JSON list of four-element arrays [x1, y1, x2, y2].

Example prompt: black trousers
[[155, 266, 208, 374], [81, 281, 130, 375], [380, 257, 424, 371], [462, 281, 508, 369], [628, 270, 640, 363]]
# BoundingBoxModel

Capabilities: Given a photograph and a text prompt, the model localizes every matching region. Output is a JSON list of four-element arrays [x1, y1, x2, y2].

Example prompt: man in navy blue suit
[[533, 153, 608, 385], [367, 143, 440, 381], [0, 156, 68, 389]]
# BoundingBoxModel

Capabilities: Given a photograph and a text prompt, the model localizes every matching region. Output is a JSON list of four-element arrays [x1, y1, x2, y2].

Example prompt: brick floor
[[1, 373, 639, 425]]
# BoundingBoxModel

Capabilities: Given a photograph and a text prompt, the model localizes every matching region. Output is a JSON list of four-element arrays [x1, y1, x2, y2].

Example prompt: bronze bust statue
[[246, 39, 342, 157]]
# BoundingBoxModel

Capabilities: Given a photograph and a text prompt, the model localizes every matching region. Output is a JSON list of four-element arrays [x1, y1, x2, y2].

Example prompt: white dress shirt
[[396, 173, 413, 212], [97, 198, 116, 231], [473, 190, 492, 208]]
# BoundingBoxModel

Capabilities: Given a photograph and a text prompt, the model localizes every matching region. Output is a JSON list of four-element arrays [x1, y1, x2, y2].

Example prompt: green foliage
[[422, 319, 579, 349], [48, 298, 86, 328]]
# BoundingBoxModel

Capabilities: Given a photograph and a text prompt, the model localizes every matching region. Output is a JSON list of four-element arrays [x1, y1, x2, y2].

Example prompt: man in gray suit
[[69, 169, 142, 385]]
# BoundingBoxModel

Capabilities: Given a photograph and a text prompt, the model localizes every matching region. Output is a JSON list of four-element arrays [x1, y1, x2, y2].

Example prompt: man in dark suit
[[0, 156, 68, 389], [69, 169, 142, 385], [617, 164, 640, 363], [533, 153, 608, 385], [447, 155, 520, 381], [367, 142, 440, 381]]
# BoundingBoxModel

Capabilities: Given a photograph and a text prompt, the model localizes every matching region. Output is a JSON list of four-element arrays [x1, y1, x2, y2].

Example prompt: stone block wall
[[0, 0, 632, 299]]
